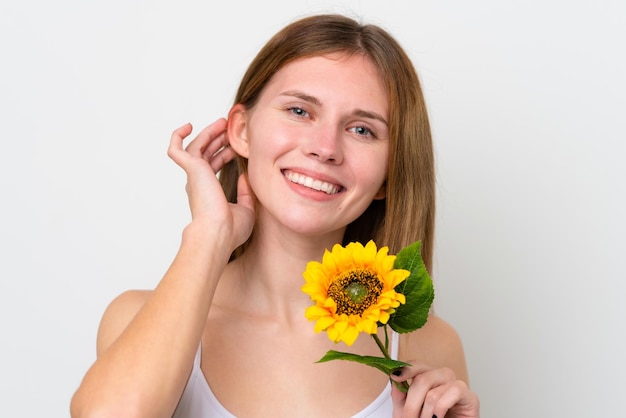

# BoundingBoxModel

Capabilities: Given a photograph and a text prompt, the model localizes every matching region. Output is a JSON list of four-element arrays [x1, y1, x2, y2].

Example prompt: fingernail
[[392, 368, 402, 376]]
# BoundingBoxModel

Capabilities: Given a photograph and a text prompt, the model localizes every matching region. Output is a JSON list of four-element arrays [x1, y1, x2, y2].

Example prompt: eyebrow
[[353, 109, 388, 127], [279, 90, 388, 127], [280, 90, 321, 105]]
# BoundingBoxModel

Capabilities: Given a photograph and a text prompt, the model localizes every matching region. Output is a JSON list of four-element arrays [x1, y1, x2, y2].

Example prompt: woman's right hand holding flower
[[391, 361, 480, 418], [167, 119, 255, 252]]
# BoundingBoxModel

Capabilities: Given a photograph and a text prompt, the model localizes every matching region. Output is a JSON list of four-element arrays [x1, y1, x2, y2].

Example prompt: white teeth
[[285, 171, 340, 195]]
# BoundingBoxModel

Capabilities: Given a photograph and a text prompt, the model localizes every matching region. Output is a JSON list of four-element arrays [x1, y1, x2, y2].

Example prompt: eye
[[288, 106, 310, 118], [349, 125, 377, 139]]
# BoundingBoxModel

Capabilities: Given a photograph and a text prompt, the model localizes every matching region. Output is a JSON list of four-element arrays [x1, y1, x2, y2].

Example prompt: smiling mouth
[[284, 171, 342, 195]]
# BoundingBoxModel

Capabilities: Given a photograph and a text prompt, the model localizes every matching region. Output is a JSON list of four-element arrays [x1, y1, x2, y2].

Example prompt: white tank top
[[172, 332, 399, 417]]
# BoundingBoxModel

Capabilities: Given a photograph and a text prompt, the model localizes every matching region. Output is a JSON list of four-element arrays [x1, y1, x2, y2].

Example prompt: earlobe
[[227, 104, 250, 158], [373, 182, 386, 200]]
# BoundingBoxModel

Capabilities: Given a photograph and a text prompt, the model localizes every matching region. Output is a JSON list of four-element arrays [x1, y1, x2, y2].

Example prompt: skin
[[70, 54, 479, 418], [231, 55, 389, 241]]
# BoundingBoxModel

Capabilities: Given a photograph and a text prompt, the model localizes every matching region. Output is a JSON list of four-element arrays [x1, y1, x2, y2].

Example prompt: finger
[[202, 131, 229, 161], [390, 381, 407, 418], [431, 380, 478, 418], [419, 383, 449, 418], [185, 118, 228, 156], [390, 363, 429, 417], [236, 172, 255, 212], [229, 173, 256, 249], [392, 367, 456, 418], [389, 362, 432, 384], [209, 145, 237, 173], [167, 123, 194, 166]]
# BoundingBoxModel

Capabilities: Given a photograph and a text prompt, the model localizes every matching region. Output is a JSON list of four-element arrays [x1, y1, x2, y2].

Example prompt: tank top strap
[[390, 330, 399, 360], [193, 342, 202, 368]]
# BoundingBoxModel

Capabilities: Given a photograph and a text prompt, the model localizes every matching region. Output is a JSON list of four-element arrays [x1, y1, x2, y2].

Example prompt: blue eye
[[350, 126, 376, 138], [288, 107, 309, 117]]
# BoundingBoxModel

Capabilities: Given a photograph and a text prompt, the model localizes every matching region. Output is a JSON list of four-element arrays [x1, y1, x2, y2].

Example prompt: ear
[[373, 182, 386, 200], [227, 103, 250, 158]]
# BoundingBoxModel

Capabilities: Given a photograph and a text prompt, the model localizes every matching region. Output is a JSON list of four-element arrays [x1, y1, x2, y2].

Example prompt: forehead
[[259, 54, 388, 114]]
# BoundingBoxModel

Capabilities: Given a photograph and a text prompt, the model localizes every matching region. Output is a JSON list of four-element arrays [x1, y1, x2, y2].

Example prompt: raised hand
[[167, 118, 255, 252], [391, 362, 480, 418]]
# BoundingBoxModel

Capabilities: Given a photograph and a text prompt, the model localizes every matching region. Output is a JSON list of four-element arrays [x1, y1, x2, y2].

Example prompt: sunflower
[[302, 240, 409, 346]]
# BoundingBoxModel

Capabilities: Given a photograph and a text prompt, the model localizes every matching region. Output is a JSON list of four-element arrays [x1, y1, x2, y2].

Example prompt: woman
[[71, 14, 480, 418]]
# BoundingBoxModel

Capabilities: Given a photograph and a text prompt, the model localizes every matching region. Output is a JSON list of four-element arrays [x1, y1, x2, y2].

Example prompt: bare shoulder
[[96, 289, 153, 357], [398, 313, 470, 383]]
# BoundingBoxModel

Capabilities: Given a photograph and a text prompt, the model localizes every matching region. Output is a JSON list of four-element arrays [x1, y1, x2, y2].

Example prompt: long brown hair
[[219, 14, 435, 271]]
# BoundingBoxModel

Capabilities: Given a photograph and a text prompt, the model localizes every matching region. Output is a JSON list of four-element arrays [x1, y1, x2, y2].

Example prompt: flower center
[[328, 269, 383, 316]]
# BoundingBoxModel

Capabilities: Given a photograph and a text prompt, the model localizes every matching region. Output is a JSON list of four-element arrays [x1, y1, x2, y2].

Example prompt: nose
[[305, 126, 343, 164]]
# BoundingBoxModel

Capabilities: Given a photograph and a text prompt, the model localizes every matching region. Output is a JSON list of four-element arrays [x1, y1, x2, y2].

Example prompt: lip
[[282, 169, 344, 195]]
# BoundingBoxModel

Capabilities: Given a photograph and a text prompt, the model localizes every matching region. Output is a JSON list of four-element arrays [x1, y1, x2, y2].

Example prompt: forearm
[[71, 222, 232, 418]]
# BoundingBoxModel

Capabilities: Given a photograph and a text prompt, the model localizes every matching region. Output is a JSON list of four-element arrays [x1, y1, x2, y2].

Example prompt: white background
[[1, 0, 624, 416]]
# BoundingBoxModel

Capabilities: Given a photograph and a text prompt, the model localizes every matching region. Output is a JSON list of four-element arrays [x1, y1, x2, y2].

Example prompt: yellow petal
[[389, 269, 410, 288], [304, 305, 331, 320], [361, 240, 377, 265], [326, 326, 339, 342], [376, 247, 393, 272], [333, 318, 348, 333], [359, 319, 378, 334], [377, 311, 390, 324], [322, 297, 337, 313], [313, 316, 336, 332], [396, 293, 406, 304], [341, 324, 360, 346]]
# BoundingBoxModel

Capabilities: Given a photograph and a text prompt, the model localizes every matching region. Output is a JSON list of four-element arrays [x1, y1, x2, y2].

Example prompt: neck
[[227, 222, 344, 324]]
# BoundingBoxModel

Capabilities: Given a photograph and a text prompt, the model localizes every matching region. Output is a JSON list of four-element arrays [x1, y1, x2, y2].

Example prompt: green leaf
[[389, 240, 435, 333], [316, 350, 411, 375]]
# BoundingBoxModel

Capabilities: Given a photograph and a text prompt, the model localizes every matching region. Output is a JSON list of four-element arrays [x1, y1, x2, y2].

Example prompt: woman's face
[[231, 53, 389, 238]]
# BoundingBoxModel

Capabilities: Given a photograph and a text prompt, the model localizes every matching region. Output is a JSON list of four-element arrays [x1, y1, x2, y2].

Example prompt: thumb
[[229, 172, 256, 250], [390, 380, 407, 418], [236, 172, 255, 212]]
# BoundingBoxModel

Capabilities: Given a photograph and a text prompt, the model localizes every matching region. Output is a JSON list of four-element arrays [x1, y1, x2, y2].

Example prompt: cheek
[[359, 148, 388, 186], [370, 157, 388, 198], [243, 135, 287, 192], [244, 151, 269, 188], [245, 130, 300, 178]]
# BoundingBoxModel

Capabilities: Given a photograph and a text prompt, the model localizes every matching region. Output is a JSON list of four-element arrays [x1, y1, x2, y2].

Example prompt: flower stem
[[372, 333, 391, 360], [372, 331, 410, 393]]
